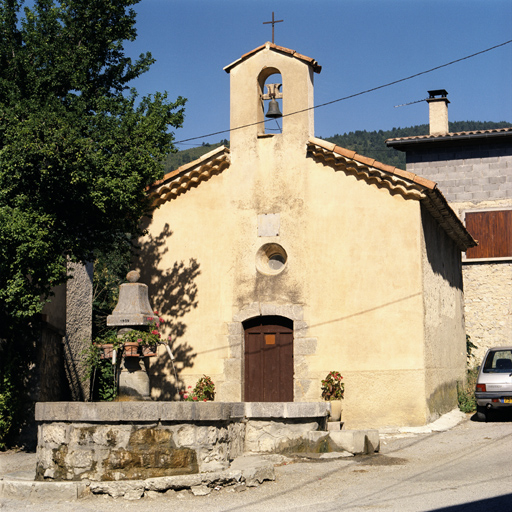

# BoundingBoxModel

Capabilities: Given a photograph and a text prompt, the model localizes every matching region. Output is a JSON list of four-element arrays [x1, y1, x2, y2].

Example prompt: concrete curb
[[380, 409, 468, 436]]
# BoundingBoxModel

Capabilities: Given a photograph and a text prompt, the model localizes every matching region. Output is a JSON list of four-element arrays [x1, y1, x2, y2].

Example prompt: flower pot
[[99, 344, 114, 360], [142, 345, 157, 357], [329, 400, 343, 422], [123, 341, 140, 357]]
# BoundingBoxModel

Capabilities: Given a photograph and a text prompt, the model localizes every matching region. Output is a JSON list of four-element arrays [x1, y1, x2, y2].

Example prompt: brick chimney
[[427, 89, 450, 136]]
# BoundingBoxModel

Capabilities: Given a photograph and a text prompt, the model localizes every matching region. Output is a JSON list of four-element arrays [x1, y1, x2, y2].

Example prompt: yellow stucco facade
[[138, 43, 474, 428]]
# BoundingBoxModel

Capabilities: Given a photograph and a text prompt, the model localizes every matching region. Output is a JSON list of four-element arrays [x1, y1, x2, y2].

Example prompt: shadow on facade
[[422, 206, 464, 291], [136, 222, 200, 399]]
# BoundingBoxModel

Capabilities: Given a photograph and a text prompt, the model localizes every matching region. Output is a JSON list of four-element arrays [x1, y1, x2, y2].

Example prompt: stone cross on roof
[[263, 12, 283, 44]]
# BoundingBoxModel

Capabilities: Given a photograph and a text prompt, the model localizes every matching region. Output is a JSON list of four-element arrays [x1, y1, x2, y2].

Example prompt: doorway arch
[[243, 315, 293, 402]]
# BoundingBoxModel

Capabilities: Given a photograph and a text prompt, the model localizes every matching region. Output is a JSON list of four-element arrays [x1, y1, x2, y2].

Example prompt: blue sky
[[125, 0, 512, 148]]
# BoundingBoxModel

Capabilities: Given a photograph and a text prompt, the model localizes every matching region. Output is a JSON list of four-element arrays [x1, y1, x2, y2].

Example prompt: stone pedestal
[[119, 357, 151, 400], [106, 272, 155, 401]]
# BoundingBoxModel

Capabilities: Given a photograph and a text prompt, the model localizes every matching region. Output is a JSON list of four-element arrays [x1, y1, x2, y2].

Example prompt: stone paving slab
[[35, 401, 331, 423]]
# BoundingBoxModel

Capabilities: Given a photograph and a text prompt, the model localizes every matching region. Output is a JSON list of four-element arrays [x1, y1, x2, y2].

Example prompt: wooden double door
[[243, 316, 294, 402]]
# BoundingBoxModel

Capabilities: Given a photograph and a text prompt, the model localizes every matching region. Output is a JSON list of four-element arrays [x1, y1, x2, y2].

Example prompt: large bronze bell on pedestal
[[266, 98, 282, 119]]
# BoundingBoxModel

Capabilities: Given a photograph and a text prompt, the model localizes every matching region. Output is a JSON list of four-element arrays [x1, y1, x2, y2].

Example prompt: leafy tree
[[0, 0, 185, 446]]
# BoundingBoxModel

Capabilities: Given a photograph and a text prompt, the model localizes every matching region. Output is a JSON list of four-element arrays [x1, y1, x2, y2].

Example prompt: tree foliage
[[0, 0, 185, 323], [0, 0, 185, 446]]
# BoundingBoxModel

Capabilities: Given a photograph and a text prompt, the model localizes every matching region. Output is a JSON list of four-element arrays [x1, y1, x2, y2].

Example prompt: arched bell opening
[[258, 67, 283, 135]]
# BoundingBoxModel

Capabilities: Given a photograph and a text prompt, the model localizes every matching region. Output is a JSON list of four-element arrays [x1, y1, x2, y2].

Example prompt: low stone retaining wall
[[36, 402, 344, 482], [1, 456, 277, 500]]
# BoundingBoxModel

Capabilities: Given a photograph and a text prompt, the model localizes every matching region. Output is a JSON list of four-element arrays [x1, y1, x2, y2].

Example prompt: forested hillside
[[164, 121, 510, 173], [163, 139, 229, 173], [324, 121, 511, 169]]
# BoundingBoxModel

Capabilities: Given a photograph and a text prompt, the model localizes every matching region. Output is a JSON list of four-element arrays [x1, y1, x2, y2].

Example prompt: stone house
[[387, 91, 512, 362], [139, 43, 476, 429]]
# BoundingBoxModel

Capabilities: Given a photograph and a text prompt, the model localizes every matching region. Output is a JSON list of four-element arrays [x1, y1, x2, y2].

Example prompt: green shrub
[[457, 366, 479, 413], [82, 343, 117, 401], [0, 352, 30, 450]]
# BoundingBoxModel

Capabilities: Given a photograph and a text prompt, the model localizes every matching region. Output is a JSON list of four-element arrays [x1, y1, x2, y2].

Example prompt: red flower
[[151, 330, 158, 335], [159, 317, 164, 324], [147, 316, 154, 321], [192, 396, 198, 401], [188, 386, 192, 389], [183, 394, 188, 399], [203, 399, 207, 402], [154, 310, 159, 315]]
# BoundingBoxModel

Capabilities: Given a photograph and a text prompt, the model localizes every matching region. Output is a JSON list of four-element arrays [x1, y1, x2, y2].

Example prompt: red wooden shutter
[[465, 210, 512, 259]]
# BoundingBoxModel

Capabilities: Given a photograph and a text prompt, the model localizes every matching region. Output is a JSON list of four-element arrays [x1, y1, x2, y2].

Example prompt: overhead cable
[[174, 39, 512, 145]]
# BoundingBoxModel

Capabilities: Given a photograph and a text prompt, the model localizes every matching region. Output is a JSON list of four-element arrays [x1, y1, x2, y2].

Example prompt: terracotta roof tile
[[224, 42, 322, 74], [413, 175, 437, 188], [333, 145, 356, 159], [310, 137, 437, 190], [148, 146, 231, 205], [307, 137, 474, 251], [377, 163, 397, 175], [352, 154, 375, 167], [394, 168, 419, 182]]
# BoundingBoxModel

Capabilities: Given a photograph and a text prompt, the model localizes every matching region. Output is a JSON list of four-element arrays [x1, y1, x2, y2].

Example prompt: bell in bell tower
[[263, 82, 283, 120], [224, 42, 321, 154]]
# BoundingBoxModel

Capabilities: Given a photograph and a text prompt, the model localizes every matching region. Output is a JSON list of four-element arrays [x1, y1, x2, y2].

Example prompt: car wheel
[[476, 406, 487, 422]]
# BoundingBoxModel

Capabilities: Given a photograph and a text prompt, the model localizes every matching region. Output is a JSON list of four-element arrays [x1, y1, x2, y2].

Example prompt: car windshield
[[483, 350, 512, 373]]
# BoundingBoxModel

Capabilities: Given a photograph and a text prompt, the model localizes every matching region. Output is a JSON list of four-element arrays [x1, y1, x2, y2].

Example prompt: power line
[[394, 98, 429, 108], [174, 39, 512, 145]]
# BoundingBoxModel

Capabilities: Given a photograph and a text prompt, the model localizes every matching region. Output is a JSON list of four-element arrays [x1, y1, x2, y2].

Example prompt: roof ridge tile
[[224, 43, 321, 74]]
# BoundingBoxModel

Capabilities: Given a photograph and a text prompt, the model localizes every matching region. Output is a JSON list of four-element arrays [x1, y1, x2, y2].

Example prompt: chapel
[[139, 42, 476, 428]]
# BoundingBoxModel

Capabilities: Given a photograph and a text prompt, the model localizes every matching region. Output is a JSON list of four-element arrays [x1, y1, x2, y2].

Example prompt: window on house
[[465, 209, 512, 259]]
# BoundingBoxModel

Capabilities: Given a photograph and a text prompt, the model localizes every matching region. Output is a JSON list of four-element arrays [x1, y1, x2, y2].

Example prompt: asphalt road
[[2, 412, 512, 511]]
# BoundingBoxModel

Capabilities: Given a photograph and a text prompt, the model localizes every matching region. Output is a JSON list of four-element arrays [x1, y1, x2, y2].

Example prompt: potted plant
[[140, 313, 165, 357], [321, 371, 345, 421], [117, 312, 164, 357], [180, 375, 215, 402], [95, 330, 122, 360]]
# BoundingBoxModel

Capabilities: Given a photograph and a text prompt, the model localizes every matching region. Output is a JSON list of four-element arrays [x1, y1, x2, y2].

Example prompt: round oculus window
[[256, 243, 288, 275]]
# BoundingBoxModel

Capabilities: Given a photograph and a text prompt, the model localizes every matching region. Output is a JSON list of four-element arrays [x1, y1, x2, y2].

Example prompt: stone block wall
[[36, 422, 245, 481], [405, 142, 512, 204], [402, 139, 512, 364], [35, 401, 332, 482], [450, 199, 512, 363], [462, 262, 512, 362]]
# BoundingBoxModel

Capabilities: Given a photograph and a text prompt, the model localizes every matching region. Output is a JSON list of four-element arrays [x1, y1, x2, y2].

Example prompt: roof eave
[[307, 137, 476, 251], [387, 128, 512, 150], [148, 146, 231, 206], [224, 42, 322, 74]]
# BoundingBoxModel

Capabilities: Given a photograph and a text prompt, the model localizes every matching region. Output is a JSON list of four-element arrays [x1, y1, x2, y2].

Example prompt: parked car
[[475, 347, 512, 421]]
